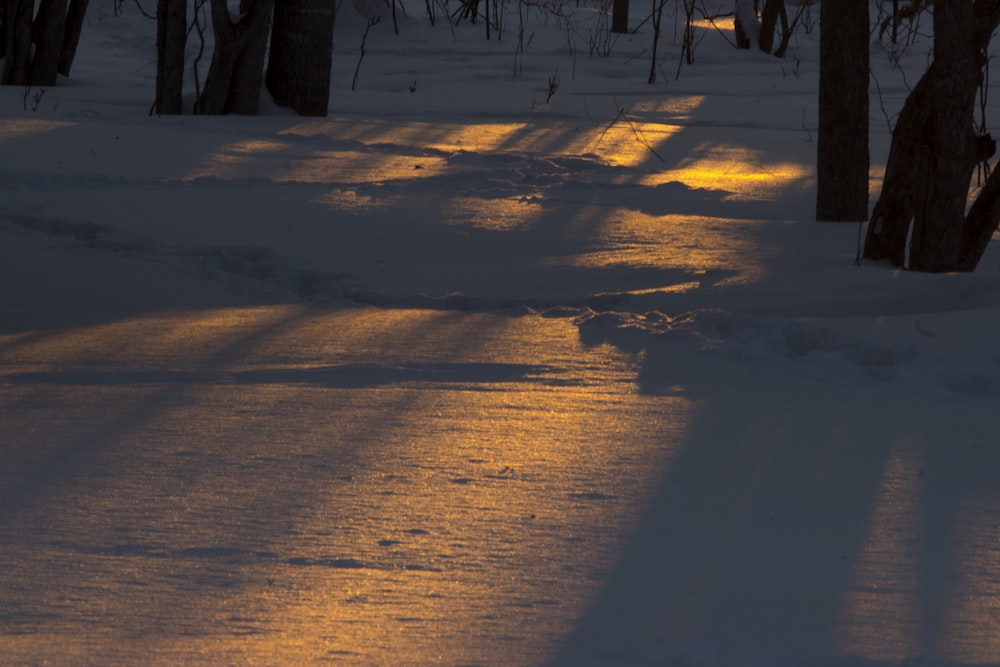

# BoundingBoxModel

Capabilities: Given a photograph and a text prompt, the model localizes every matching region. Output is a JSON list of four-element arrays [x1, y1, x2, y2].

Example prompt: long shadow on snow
[[6, 361, 570, 389], [0, 307, 316, 530], [545, 321, 1000, 665]]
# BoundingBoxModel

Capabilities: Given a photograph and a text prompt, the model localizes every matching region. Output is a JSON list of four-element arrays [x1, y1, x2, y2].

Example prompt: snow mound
[[576, 307, 1000, 401]]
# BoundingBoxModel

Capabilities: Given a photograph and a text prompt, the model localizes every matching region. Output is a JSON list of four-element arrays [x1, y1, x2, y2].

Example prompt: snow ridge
[[5, 213, 350, 301], [2, 212, 697, 313], [8, 211, 999, 405], [575, 307, 1000, 402]]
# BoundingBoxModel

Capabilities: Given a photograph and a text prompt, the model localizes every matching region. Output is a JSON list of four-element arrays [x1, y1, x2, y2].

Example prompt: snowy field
[[2, 1, 1000, 665]]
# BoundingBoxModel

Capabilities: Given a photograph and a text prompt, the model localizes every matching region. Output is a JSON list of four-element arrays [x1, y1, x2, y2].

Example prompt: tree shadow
[[547, 321, 1000, 665]]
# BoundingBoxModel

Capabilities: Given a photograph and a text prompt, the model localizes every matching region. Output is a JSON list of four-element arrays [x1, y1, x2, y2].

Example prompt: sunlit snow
[[1, 2, 1000, 666]]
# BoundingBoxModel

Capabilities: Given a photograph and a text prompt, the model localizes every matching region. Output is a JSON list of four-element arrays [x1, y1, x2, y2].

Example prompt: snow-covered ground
[[2, 2, 1000, 665]]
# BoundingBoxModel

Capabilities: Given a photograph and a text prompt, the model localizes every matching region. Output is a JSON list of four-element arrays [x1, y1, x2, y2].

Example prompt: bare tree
[[735, 0, 797, 57], [58, 0, 89, 75], [611, 0, 628, 33], [758, 0, 786, 54], [266, 0, 336, 116], [3, 0, 88, 85], [154, 0, 186, 114], [816, 0, 868, 221], [3, 0, 35, 84], [195, 0, 274, 114], [864, 0, 1000, 271]]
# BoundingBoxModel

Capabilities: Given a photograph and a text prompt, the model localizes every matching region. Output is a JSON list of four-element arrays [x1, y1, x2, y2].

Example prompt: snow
[[735, 0, 761, 47], [2, 1, 1000, 665]]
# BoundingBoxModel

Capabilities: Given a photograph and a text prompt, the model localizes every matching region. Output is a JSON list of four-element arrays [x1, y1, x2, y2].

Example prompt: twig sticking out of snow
[[597, 98, 665, 163], [352, 16, 382, 91]]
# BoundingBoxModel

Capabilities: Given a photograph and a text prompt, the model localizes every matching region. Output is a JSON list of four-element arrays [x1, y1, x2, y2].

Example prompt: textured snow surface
[[2, 1, 1000, 665]]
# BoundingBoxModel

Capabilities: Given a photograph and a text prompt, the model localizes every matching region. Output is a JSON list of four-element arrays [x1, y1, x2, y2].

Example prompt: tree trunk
[[959, 155, 1000, 270], [733, 0, 755, 49], [195, 0, 274, 114], [863, 70, 934, 266], [227, 0, 270, 114], [864, 0, 1000, 271], [907, 1, 980, 271], [3, 0, 87, 84], [816, 0, 869, 221], [30, 0, 68, 85], [758, 0, 785, 55], [57, 0, 88, 76], [155, 0, 186, 114], [611, 0, 628, 34], [266, 0, 335, 116], [3, 0, 34, 85]]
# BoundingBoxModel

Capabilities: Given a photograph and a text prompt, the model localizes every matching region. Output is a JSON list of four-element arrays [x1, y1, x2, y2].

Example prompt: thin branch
[[597, 105, 626, 144], [133, 0, 156, 19], [598, 98, 664, 162], [869, 66, 894, 134], [353, 16, 381, 91]]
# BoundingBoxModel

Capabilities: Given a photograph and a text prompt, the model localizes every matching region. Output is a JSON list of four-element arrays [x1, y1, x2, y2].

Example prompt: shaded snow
[[2, 1, 1000, 665]]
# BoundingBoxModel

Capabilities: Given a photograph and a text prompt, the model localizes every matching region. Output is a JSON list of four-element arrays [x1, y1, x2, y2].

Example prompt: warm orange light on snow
[[548, 209, 771, 287], [0, 305, 689, 666], [189, 98, 709, 186], [186, 138, 451, 184], [438, 194, 546, 231], [643, 144, 812, 201], [834, 439, 1000, 664], [929, 498, 1000, 662], [0, 118, 75, 143], [575, 97, 705, 169], [286, 118, 531, 154], [834, 438, 925, 661]]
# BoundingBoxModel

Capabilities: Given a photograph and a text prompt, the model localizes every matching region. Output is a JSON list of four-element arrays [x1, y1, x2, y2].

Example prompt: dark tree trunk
[[155, 0, 186, 114], [733, 6, 751, 49], [30, 0, 67, 85], [863, 70, 935, 266], [907, 13, 978, 271], [3, 0, 34, 84], [864, 0, 1000, 271], [733, 0, 753, 49], [57, 0, 87, 75], [611, 0, 628, 34], [734, 20, 750, 49], [266, 0, 335, 116], [227, 0, 270, 114], [3, 0, 87, 84], [196, 0, 274, 115], [816, 0, 869, 221], [758, 0, 786, 55], [959, 157, 1000, 270]]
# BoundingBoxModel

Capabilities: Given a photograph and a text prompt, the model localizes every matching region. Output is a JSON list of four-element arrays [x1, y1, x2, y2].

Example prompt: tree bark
[[31, 0, 68, 85], [196, 0, 274, 114], [863, 69, 933, 265], [227, 0, 270, 114], [758, 0, 786, 55], [907, 1, 979, 271], [3, 0, 88, 84], [57, 0, 88, 76], [266, 0, 335, 116], [611, 0, 628, 34], [958, 156, 1000, 270], [864, 0, 1000, 271], [816, 0, 869, 222], [733, 0, 755, 49], [155, 0, 186, 114], [3, 0, 34, 85]]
